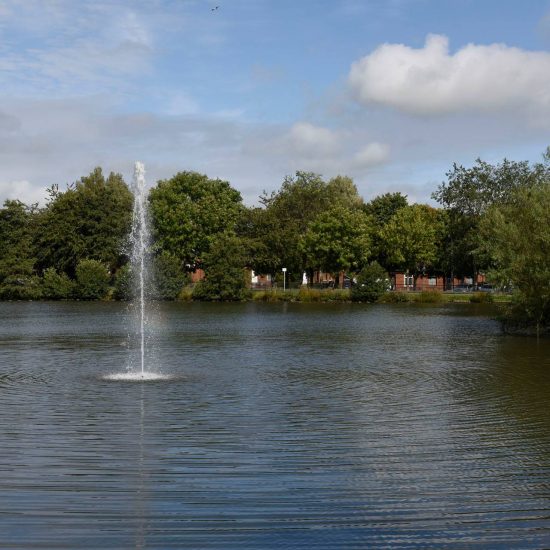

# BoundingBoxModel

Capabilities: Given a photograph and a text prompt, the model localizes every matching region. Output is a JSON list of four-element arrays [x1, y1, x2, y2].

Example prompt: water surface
[[1, 301, 549, 548]]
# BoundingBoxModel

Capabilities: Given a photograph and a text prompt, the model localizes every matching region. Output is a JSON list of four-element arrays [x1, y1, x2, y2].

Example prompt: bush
[[152, 252, 188, 300], [42, 268, 75, 299], [351, 262, 389, 302], [192, 232, 250, 301], [415, 290, 444, 303], [75, 259, 110, 300], [252, 289, 294, 302], [113, 264, 132, 300], [379, 291, 410, 303], [470, 291, 494, 303], [176, 286, 194, 301], [0, 275, 43, 300], [298, 288, 322, 302]]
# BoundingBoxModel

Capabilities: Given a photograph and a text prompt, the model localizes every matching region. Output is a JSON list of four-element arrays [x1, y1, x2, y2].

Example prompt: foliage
[[237, 206, 282, 277], [113, 264, 132, 301], [176, 286, 194, 301], [469, 292, 494, 304], [378, 291, 410, 303], [256, 171, 330, 278], [0, 275, 43, 300], [0, 200, 39, 296], [250, 172, 365, 281], [300, 205, 372, 275], [35, 167, 133, 276], [432, 157, 549, 216], [432, 154, 550, 280], [379, 204, 443, 275], [149, 171, 243, 271], [75, 259, 110, 300], [252, 288, 295, 302], [351, 261, 389, 302], [479, 183, 550, 332], [364, 192, 408, 225], [251, 288, 350, 302], [42, 268, 75, 299], [414, 290, 444, 303], [152, 252, 189, 300], [326, 175, 364, 210], [192, 232, 250, 301]]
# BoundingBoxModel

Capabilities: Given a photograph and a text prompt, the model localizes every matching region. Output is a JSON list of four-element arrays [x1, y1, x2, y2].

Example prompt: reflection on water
[[0, 301, 549, 548]]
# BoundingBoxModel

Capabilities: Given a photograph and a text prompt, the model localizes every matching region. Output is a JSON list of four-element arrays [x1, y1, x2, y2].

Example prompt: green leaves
[[351, 261, 389, 302], [148, 171, 243, 270], [192, 232, 250, 301], [35, 167, 133, 276], [75, 259, 110, 300], [300, 205, 372, 274], [479, 183, 550, 329], [379, 204, 443, 274]]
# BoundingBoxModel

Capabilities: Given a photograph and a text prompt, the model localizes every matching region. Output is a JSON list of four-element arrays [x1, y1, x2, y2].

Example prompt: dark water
[[1, 301, 550, 549]]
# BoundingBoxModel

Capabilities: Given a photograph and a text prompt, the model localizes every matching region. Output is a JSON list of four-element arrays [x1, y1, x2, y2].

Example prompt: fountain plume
[[130, 161, 151, 378]]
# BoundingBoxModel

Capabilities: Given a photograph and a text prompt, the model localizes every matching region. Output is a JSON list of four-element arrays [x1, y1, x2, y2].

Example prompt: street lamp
[[282, 267, 287, 291]]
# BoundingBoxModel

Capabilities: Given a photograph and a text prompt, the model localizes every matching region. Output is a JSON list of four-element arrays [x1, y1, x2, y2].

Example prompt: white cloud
[[0, 180, 46, 206], [286, 122, 339, 157], [353, 142, 390, 167], [349, 34, 550, 117]]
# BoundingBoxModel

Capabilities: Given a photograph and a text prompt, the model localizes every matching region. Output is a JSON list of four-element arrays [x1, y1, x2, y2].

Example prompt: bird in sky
[[211, 6, 219, 11]]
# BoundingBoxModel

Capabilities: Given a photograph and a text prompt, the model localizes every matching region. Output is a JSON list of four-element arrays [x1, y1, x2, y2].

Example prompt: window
[[429, 277, 437, 286], [404, 274, 414, 288]]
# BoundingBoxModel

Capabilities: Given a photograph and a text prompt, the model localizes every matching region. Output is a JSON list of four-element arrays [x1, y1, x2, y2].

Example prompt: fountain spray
[[130, 161, 149, 377]]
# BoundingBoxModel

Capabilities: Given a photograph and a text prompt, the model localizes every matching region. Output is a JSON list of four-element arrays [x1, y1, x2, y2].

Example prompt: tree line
[[0, 149, 549, 330]]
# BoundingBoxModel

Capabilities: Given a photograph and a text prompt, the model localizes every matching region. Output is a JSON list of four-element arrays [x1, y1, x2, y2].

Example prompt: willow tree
[[479, 183, 550, 335]]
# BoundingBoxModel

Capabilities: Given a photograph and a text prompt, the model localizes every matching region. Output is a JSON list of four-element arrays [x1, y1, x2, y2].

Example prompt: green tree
[[75, 259, 110, 300], [236, 206, 281, 278], [300, 205, 372, 277], [253, 172, 364, 282], [326, 175, 364, 210], [364, 192, 408, 270], [35, 168, 133, 276], [152, 252, 189, 300], [432, 153, 550, 280], [379, 204, 443, 281], [351, 261, 389, 302], [364, 192, 408, 226], [259, 172, 330, 279], [192, 232, 249, 301], [149, 171, 243, 271], [0, 200, 41, 299], [479, 183, 550, 334]]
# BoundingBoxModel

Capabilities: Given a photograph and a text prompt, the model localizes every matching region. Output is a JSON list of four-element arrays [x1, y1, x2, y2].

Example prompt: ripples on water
[[1, 301, 550, 548]]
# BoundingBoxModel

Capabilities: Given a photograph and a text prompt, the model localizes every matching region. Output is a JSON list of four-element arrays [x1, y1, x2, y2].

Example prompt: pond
[[1, 301, 549, 548]]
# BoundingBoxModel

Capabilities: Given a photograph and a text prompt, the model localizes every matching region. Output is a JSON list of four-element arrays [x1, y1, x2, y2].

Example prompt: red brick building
[[391, 271, 486, 291]]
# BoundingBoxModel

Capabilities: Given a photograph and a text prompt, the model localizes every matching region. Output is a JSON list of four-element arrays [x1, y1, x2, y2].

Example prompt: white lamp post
[[282, 267, 287, 291]]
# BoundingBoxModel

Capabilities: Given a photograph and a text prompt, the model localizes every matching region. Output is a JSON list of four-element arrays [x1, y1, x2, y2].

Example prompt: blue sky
[[0, 0, 549, 205]]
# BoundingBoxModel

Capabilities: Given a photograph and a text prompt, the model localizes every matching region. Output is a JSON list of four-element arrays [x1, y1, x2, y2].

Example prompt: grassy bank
[[174, 287, 513, 304]]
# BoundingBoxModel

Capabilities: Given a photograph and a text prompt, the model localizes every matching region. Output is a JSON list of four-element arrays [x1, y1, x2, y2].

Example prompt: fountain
[[104, 162, 171, 382], [131, 161, 148, 378]]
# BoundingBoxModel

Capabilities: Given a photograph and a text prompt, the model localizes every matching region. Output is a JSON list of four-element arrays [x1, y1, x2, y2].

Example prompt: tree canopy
[[300, 205, 372, 275], [148, 171, 243, 270], [479, 183, 550, 333], [379, 204, 443, 275], [35, 167, 133, 276]]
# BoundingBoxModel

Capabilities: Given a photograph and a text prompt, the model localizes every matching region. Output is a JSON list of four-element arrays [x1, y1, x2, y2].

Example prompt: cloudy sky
[[0, 0, 549, 206]]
